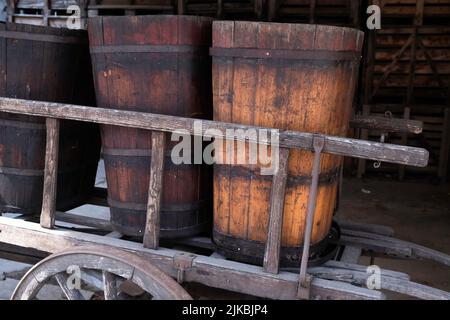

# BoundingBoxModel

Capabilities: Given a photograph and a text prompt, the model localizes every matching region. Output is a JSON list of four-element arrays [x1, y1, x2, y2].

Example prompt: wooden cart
[[0, 97, 449, 300]]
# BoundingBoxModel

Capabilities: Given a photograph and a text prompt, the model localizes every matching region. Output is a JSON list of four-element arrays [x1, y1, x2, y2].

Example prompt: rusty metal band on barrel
[[214, 164, 340, 186], [0, 161, 98, 177], [209, 47, 361, 61], [0, 118, 45, 130], [212, 221, 341, 268], [107, 197, 205, 213], [0, 31, 87, 45], [90, 44, 208, 54]]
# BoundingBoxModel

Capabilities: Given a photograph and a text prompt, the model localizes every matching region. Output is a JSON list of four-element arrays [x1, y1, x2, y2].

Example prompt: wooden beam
[[55, 212, 113, 231], [398, 107, 411, 180], [102, 271, 118, 300], [357, 105, 370, 178], [7, 0, 16, 23], [438, 108, 450, 182], [87, 0, 99, 18], [0, 98, 430, 168], [42, 0, 50, 26], [55, 273, 85, 300], [177, 0, 185, 15], [217, 0, 223, 18], [254, 0, 263, 19], [340, 246, 362, 264], [340, 229, 450, 267], [349, 0, 360, 28], [308, 265, 450, 300], [371, 36, 413, 98], [309, 0, 317, 23], [263, 148, 289, 274], [0, 217, 385, 300], [40, 118, 60, 229], [334, 219, 395, 237], [363, 28, 376, 103], [405, 32, 418, 106], [350, 114, 423, 134], [268, 0, 278, 21], [143, 132, 166, 249], [417, 39, 446, 90], [414, 0, 425, 27], [87, 4, 173, 10]]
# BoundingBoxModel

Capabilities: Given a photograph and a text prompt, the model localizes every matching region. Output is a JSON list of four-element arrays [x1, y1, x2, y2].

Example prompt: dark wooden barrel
[[0, 22, 101, 214], [212, 21, 364, 266], [88, 15, 213, 238]]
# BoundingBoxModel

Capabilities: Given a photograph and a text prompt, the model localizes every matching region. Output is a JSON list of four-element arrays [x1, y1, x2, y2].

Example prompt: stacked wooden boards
[[359, 0, 450, 181]]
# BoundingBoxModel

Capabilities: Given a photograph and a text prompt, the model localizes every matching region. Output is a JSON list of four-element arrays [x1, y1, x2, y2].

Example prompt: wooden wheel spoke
[[12, 246, 192, 300], [102, 271, 118, 300], [55, 273, 85, 300]]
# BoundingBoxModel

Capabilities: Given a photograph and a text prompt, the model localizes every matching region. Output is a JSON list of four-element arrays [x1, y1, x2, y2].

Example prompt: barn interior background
[[0, 0, 448, 301], [1, 0, 448, 183]]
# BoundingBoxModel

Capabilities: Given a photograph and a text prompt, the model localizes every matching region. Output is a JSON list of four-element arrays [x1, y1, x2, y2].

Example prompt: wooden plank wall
[[8, 0, 360, 27], [359, 0, 450, 181], [275, 0, 360, 27]]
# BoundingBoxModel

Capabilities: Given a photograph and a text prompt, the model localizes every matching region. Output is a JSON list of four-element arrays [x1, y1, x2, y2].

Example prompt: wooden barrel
[[88, 15, 213, 237], [0, 22, 101, 214], [212, 21, 364, 266]]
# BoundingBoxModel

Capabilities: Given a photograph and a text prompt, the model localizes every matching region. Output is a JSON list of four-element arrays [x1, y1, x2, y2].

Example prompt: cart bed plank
[[0, 217, 384, 300]]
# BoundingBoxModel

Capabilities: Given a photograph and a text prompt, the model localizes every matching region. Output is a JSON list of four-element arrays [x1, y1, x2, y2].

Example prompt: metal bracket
[[297, 135, 325, 299], [173, 253, 195, 284]]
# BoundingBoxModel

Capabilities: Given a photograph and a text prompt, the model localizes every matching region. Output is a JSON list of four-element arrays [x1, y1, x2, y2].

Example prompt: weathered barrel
[[212, 21, 364, 266], [0, 22, 101, 214], [88, 15, 213, 237]]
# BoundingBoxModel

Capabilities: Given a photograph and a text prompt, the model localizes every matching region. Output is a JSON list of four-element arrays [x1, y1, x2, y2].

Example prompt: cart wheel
[[11, 245, 192, 300]]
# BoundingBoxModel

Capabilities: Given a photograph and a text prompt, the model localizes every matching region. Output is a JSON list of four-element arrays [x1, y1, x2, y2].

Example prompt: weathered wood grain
[[0, 97, 430, 167], [55, 211, 113, 231], [263, 148, 289, 274], [340, 246, 362, 264], [334, 219, 395, 237], [143, 132, 165, 249], [102, 271, 118, 300], [0, 217, 384, 300], [55, 273, 85, 300], [341, 229, 450, 266], [40, 118, 60, 229], [308, 265, 450, 300]]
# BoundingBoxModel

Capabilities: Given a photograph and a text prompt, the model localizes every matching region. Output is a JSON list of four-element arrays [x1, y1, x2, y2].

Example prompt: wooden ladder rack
[[0, 97, 429, 299]]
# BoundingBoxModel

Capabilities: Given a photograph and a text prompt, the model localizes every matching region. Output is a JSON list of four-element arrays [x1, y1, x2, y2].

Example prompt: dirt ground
[[336, 175, 450, 297]]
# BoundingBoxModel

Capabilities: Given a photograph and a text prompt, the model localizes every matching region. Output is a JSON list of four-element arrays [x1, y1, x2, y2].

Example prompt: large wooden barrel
[[0, 22, 101, 214], [88, 15, 213, 237], [212, 21, 364, 266]]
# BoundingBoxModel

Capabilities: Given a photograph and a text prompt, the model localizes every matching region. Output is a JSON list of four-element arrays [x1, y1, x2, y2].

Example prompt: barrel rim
[[0, 21, 88, 39], [212, 19, 364, 38], [88, 14, 215, 24], [212, 20, 364, 53]]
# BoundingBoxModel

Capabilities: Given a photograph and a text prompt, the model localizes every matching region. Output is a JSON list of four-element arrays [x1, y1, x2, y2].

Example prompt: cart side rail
[[0, 97, 428, 167], [0, 97, 430, 299]]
